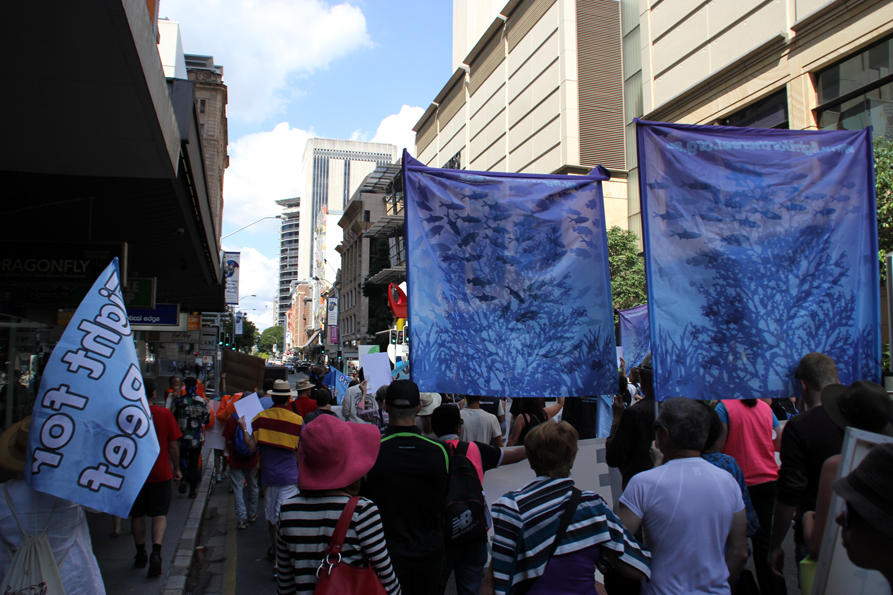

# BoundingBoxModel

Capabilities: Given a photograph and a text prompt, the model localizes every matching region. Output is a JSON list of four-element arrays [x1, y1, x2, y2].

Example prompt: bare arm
[[168, 441, 182, 481], [480, 562, 495, 595], [237, 417, 258, 454], [725, 510, 748, 584], [544, 397, 564, 419], [803, 455, 840, 556], [618, 503, 643, 536], [500, 446, 528, 466], [773, 424, 783, 452], [492, 435, 504, 448], [506, 414, 525, 447]]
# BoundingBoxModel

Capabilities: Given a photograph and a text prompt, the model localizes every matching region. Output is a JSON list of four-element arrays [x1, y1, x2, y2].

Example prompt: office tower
[[276, 197, 301, 327]]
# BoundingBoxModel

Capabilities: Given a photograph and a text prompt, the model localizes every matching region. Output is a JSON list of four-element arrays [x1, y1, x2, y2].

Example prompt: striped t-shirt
[[491, 477, 651, 595], [276, 495, 401, 595]]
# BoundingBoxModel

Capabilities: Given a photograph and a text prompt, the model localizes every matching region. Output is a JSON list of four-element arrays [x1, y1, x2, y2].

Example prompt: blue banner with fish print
[[618, 304, 650, 370], [403, 151, 617, 398], [637, 120, 880, 401], [26, 258, 160, 517]]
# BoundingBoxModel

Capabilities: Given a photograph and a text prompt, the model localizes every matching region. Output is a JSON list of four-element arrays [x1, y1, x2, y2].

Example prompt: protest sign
[[392, 360, 411, 382], [204, 401, 226, 451], [333, 370, 350, 402], [25, 258, 160, 518], [360, 352, 392, 393], [233, 393, 263, 434]]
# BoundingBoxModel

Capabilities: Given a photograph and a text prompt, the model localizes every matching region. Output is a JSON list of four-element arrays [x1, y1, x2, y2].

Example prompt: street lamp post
[[222, 216, 285, 240]]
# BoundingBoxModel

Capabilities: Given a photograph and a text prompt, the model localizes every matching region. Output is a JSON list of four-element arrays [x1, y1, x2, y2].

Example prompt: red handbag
[[314, 497, 388, 595]]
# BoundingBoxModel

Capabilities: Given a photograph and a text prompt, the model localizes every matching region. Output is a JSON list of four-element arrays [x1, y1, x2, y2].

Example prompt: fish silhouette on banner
[[637, 120, 880, 401], [404, 151, 617, 398]]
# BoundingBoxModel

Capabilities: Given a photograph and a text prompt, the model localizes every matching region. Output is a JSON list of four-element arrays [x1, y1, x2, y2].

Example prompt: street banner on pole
[[618, 304, 650, 371], [327, 297, 338, 326], [404, 150, 616, 398], [26, 258, 160, 518], [637, 120, 880, 401], [235, 311, 243, 336], [224, 252, 240, 305]]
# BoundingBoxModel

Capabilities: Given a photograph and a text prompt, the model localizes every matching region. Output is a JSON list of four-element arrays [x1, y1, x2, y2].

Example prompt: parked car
[[286, 362, 295, 374]]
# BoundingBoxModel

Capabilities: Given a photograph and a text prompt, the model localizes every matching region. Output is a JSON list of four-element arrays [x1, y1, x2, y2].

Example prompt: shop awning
[[364, 215, 405, 239], [300, 330, 321, 349], [367, 266, 406, 285]]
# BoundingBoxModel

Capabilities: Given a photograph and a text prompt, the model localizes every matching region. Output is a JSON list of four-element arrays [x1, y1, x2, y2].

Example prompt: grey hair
[[657, 397, 710, 451], [795, 353, 839, 391]]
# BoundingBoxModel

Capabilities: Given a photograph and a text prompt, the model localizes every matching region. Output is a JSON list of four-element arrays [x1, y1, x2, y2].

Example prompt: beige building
[[415, 0, 629, 230], [186, 54, 228, 239], [336, 165, 400, 353], [623, 0, 893, 236]]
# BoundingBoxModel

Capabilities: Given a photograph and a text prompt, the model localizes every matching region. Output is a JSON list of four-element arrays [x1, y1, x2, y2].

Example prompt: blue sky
[[160, 0, 455, 329]]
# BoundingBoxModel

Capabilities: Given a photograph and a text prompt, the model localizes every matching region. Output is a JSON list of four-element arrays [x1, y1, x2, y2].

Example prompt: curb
[[162, 448, 216, 595]]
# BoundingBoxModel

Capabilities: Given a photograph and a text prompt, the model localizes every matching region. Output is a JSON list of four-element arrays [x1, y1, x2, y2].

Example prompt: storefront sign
[[224, 252, 240, 305], [156, 330, 199, 343], [0, 241, 127, 285], [187, 314, 201, 330], [127, 303, 179, 326], [124, 278, 155, 309], [9, 275, 153, 309]]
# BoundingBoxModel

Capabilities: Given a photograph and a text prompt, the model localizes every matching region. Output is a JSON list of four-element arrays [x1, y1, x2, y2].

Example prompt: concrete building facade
[[415, 0, 630, 230], [622, 0, 893, 236], [336, 166, 397, 353], [276, 197, 301, 327]]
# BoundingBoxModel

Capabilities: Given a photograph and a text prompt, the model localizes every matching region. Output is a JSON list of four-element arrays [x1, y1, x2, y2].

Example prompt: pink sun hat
[[298, 414, 381, 491]]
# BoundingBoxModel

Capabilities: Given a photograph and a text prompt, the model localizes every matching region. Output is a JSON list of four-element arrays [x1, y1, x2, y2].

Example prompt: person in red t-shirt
[[290, 378, 316, 417], [222, 412, 260, 529], [130, 377, 183, 577]]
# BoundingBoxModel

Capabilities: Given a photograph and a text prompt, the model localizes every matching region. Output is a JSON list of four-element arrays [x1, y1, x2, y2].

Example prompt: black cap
[[387, 380, 421, 408]]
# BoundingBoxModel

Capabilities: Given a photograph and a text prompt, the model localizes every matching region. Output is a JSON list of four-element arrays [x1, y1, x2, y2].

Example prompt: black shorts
[[129, 479, 172, 518]]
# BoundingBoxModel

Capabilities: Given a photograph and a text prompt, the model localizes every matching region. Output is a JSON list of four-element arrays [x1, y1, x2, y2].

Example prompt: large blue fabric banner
[[618, 304, 650, 370], [404, 152, 617, 398], [26, 258, 160, 517], [637, 120, 880, 401]]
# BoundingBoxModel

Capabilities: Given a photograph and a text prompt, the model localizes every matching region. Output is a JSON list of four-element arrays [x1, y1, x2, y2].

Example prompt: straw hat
[[269, 379, 295, 397], [298, 414, 381, 491], [419, 392, 442, 416], [0, 416, 31, 473], [294, 378, 314, 392]]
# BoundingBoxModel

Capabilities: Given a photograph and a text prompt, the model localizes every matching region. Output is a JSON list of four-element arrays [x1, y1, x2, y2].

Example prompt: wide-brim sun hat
[[419, 392, 442, 416], [821, 380, 893, 437], [294, 379, 313, 392], [0, 416, 31, 473], [833, 443, 893, 537], [298, 414, 381, 491], [269, 379, 294, 398]]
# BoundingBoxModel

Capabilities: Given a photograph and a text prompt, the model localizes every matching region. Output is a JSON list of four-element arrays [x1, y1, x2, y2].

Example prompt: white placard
[[204, 401, 226, 451], [360, 352, 392, 393], [233, 393, 263, 434], [358, 344, 379, 357]]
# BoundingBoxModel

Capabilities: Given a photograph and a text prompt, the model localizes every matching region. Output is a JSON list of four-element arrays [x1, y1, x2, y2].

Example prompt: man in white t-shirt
[[619, 397, 748, 595], [460, 394, 504, 447]]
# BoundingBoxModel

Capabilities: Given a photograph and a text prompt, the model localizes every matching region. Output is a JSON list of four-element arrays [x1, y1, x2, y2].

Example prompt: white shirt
[[460, 407, 502, 445], [0, 479, 106, 595], [341, 385, 377, 424], [620, 457, 744, 595]]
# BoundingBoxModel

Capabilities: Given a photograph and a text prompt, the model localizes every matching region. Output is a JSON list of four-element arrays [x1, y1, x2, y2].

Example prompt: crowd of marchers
[[1, 354, 892, 595]]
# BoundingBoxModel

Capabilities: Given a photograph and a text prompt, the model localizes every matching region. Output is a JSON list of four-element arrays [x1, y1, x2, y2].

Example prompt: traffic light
[[396, 330, 404, 344], [390, 329, 397, 344], [218, 337, 223, 346], [320, 345, 326, 355], [224, 335, 231, 348], [404, 324, 409, 344], [337, 350, 343, 363]]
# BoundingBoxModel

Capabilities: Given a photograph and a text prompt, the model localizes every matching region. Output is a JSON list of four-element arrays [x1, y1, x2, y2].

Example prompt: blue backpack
[[232, 415, 253, 457]]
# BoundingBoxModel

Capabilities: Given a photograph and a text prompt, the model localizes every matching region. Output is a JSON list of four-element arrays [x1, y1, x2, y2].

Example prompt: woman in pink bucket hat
[[275, 414, 402, 594]]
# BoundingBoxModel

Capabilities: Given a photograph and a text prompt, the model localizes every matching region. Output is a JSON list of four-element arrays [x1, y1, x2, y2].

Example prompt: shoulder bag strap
[[546, 487, 582, 562], [325, 496, 360, 557]]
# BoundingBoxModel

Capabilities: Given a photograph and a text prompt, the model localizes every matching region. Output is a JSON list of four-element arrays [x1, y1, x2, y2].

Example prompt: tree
[[222, 315, 258, 354], [257, 326, 284, 355], [607, 226, 647, 311], [876, 138, 893, 286]]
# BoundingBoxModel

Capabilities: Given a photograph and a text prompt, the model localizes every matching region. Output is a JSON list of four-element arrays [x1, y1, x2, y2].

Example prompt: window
[[200, 124, 204, 135], [720, 89, 788, 129], [815, 35, 893, 139], [199, 99, 206, 113], [364, 210, 370, 222]]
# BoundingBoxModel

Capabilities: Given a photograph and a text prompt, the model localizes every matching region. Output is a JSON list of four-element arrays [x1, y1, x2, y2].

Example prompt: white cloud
[[372, 105, 424, 156], [161, 0, 373, 122], [221, 245, 279, 332], [223, 122, 312, 226]]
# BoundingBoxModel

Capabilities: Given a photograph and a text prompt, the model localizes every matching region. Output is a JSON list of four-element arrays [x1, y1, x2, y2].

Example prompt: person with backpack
[[431, 405, 527, 595], [222, 409, 260, 531], [0, 416, 106, 595], [171, 376, 211, 499]]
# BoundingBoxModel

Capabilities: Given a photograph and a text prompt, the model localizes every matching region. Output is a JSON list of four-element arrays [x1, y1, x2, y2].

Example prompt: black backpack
[[443, 441, 488, 547]]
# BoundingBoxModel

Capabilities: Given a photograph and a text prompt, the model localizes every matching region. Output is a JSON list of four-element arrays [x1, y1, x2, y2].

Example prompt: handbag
[[314, 497, 388, 595], [512, 487, 583, 595]]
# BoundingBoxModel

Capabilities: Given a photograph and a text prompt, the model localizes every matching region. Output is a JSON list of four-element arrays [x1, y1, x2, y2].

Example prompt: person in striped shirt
[[276, 414, 401, 595], [483, 421, 651, 595]]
